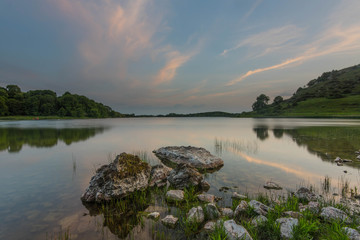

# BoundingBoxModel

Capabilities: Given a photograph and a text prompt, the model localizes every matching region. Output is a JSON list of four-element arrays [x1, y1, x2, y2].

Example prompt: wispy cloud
[[240, 0, 262, 23]]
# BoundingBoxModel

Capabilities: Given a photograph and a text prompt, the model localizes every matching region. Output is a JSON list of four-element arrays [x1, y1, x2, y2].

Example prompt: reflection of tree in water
[[282, 127, 360, 168], [253, 126, 269, 141], [0, 127, 105, 153], [272, 128, 284, 139]]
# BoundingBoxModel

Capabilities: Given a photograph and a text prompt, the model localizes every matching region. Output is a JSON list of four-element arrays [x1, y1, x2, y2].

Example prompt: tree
[[252, 94, 270, 111], [6, 85, 21, 98], [273, 96, 283, 105]]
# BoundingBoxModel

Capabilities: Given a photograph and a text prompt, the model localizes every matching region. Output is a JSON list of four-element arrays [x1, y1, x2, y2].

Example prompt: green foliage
[[252, 94, 270, 112], [291, 217, 320, 240], [209, 221, 228, 240]]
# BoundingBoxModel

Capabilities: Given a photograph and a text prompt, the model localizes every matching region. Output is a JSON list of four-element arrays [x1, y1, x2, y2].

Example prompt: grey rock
[[249, 200, 272, 216], [357, 155, 360, 160], [320, 206, 350, 223], [276, 217, 299, 239], [264, 181, 282, 190], [343, 159, 353, 163], [344, 227, 360, 240], [149, 164, 172, 187], [232, 192, 247, 200], [283, 211, 302, 218], [166, 190, 184, 202], [153, 146, 224, 170], [161, 215, 178, 228], [205, 203, 220, 220], [81, 153, 151, 203], [234, 200, 249, 218], [223, 220, 253, 240], [337, 162, 344, 166], [220, 208, 234, 218], [203, 221, 216, 232], [197, 193, 216, 203], [335, 157, 342, 162], [147, 212, 160, 219], [200, 180, 211, 191], [167, 163, 206, 190], [251, 215, 267, 227], [187, 206, 205, 224], [295, 187, 317, 201]]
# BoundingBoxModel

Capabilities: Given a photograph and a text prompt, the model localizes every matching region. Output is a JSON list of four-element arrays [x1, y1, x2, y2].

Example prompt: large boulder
[[249, 200, 272, 216], [167, 163, 209, 190], [153, 146, 224, 171], [223, 220, 253, 240], [187, 206, 205, 224], [149, 164, 172, 187], [276, 218, 299, 239], [205, 203, 220, 220], [320, 206, 350, 223], [81, 153, 151, 202]]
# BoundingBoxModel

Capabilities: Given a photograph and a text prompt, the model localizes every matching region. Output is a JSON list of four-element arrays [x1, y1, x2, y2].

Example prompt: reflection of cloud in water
[[214, 138, 258, 155]]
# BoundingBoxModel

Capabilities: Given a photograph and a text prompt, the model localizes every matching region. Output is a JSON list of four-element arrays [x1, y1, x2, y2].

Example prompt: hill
[[0, 85, 127, 118], [247, 64, 360, 118]]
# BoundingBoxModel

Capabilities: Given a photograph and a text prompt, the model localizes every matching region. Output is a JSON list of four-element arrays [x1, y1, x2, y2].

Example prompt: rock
[[220, 208, 234, 218], [153, 146, 224, 170], [343, 159, 352, 163], [335, 157, 342, 162], [320, 206, 350, 223], [357, 155, 360, 160], [299, 201, 319, 213], [219, 186, 230, 192], [276, 217, 298, 239], [205, 203, 220, 220], [149, 164, 172, 187], [264, 181, 282, 190], [249, 200, 272, 216], [161, 215, 178, 228], [166, 190, 184, 202], [167, 163, 206, 190], [355, 151, 360, 154], [81, 153, 151, 202], [203, 221, 216, 232], [295, 187, 317, 201], [197, 193, 216, 203], [147, 212, 160, 220], [337, 162, 344, 166], [232, 192, 247, 200], [343, 227, 360, 240], [251, 215, 267, 227], [187, 206, 205, 224], [223, 220, 253, 240], [200, 180, 211, 191], [283, 211, 302, 218], [234, 200, 249, 218]]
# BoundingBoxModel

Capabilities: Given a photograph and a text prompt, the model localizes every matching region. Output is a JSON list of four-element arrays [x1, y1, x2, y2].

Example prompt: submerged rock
[[167, 163, 208, 190], [81, 153, 151, 202], [232, 192, 247, 200], [276, 217, 298, 239], [149, 164, 172, 187], [161, 215, 178, 228], [153, 146, 224, 170], [223, 220, 253, 240], [264, 181, 282, 190]]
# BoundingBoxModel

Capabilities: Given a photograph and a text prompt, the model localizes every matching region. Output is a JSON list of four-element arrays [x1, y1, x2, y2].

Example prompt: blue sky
[[1, 0, 360, 114]]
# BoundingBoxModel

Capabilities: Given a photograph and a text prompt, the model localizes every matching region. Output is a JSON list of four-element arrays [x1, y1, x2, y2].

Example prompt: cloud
[[240, 0, 262, 23]]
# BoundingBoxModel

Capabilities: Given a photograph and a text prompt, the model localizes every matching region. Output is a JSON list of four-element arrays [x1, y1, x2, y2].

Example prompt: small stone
[[161, 215, 178, 228], [344, 170, 348, 173], [203, 221, 216, 232], [335, 157, 342, 162], [223, 220, 253, 240], [197, 193, 216, 203], [200, 180, 211, 191], [295, 187, 317, 201], [343, 227, 360, 240], [234, 200, 249, 218], [147, 212, 160, 220], [220, 208, 234, 218], [337, 162, 344, 166], [232, 192, 247, 200], [283, 211, 302, 218], [320, 206, 350, 223], [276, 217, 299, 239], [187, 206, 205, 224], [249, 200, 272, 216], [264, 181, 282, 190], [251, 215, 268, 227], [166, 190, 184, 202], [205, 203, 220, 220]]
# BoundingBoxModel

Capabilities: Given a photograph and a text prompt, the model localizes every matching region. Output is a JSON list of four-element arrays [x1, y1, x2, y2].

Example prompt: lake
[[1, 118, 360, 239]]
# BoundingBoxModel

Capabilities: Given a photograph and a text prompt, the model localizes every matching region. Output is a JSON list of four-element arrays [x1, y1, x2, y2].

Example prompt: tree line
[[0, 85, 124, 118]]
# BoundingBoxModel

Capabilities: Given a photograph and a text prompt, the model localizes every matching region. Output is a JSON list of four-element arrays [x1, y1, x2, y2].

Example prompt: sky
[[1, 0, 360, 114]]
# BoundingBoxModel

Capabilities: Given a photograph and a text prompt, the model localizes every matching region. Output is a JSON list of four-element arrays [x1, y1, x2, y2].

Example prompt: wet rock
[[81, 153, 151, 202], [166, 190, 184, 202], [223, 220, 253, 240], [343, 159, 353, 163], [232, 192, 247, 200], [200, 180, 211, 191], [249, 200, 272, 216], [276, 217, 298, 239], [197, 193, 216, 203], [264, 181, 282, 190], [153, 146, 224, 170], [234, 200, 249, 218], [284, 211, 302, 218], [220, 208, 234, 218], [149, 164, 172, 187], [219, 186, 230, 192], [335, 157, 342, 162], [161, 215, 178, 228], [147, 212, 160, 220], [167, 163, 207, 190], [295, 187, 317, 201], [187, 206, 205, 224], [251, 215, 267, 227], [205, 203, 220, 220], [203, 221, 216, 232], [343, 227, 360, 240], [320, 206, 350, 223]]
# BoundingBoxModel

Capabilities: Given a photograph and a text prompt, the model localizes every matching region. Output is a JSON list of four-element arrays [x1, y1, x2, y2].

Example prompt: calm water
[[1, 118, 360, 239]]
